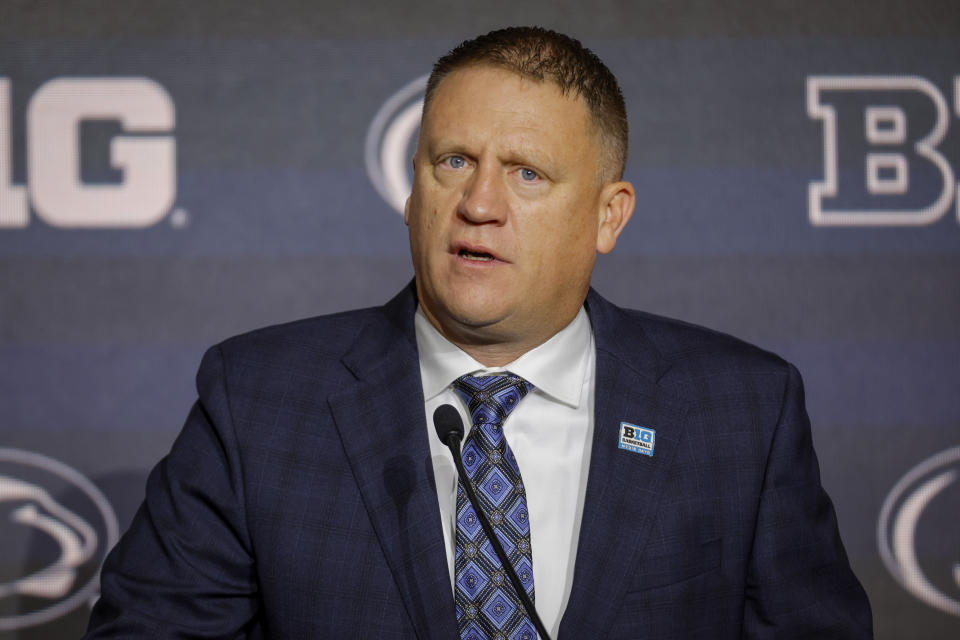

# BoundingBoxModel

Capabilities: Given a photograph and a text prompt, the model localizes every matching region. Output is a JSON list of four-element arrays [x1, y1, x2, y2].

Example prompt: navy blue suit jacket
[[86, 284, 872, 638]]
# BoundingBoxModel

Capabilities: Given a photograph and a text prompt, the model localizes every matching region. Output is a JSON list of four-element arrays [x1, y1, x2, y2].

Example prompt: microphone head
[[433, 404, 464, 447]]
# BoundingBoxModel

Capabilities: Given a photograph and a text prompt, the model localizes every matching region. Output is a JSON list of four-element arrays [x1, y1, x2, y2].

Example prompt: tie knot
[[452, 373, 534, 426]]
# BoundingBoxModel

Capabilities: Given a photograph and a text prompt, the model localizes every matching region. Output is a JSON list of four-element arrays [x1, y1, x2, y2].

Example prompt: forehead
[[420, 65, 598, 154]]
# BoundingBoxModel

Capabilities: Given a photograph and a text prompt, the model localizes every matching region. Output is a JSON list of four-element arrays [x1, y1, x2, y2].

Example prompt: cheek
[[523, 226, 568, 277], [540, 212, 599, 278], [407, 189, 437, 230], [538, 206, 596, 253], [414, 181, 453, 222]]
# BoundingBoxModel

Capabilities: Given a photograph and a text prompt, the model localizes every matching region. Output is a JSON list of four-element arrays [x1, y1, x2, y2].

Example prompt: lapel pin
[[618, 422, 655, 457]]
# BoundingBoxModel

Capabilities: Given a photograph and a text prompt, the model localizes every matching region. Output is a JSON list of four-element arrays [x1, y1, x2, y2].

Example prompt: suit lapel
[[558, 291, 688, 639], [327, 287, 685, 638], [328, 286, 458, 639]]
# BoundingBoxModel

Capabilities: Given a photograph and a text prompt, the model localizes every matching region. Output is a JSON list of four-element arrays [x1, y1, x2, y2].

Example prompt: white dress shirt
[[415, 306, 596, 637]]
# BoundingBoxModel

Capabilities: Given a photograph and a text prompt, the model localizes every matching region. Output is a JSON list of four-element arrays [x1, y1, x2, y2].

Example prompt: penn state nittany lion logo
[[0, 448, 118, 631], [877, 445, 960, 617], [365, 74, 428, 215]]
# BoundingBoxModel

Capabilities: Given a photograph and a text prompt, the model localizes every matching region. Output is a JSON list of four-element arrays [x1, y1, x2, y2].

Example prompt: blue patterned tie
[[452, 373, 537, 640]]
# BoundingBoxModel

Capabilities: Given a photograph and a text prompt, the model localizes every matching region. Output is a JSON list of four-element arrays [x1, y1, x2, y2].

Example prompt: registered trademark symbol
[[170, 208, 189, 228]]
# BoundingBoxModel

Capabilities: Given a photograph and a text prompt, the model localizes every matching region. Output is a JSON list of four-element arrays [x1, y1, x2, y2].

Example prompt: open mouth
[[458, 249, 495, 262]]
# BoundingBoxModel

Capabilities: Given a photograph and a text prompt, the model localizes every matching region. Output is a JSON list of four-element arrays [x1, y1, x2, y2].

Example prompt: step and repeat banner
[[1, 2, 958, 638]]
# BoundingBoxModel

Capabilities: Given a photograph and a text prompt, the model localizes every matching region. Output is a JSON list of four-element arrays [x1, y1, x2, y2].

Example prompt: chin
[[432, 293, 509, 332], [446, 303, 508, 331], [421, 277, 516, 332]]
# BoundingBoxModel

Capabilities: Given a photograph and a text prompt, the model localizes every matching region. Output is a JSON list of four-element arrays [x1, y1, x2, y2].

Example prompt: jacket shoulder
[[587, 289, 792, 394], [208, 305, 385, 375], [625, 307, 785, 369]]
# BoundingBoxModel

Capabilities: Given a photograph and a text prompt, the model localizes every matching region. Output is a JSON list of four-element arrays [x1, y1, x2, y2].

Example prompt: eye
[[443, 155, 467, 169], [519, 168, 539, 182]]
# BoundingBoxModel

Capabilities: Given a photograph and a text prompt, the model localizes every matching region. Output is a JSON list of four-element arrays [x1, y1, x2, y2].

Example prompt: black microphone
[[433, 404, 552, 640], [433, 403, 465, 449]]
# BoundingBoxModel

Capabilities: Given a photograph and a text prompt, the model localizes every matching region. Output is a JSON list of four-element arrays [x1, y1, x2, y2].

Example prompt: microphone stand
[[439, 427, 553, 640]]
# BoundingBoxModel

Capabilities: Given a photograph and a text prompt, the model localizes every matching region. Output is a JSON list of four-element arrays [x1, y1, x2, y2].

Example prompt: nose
[[457, 161, 507, 225]]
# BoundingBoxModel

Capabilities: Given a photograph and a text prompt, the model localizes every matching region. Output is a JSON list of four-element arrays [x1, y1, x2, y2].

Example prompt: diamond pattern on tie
[[453, 373, 536, 640]]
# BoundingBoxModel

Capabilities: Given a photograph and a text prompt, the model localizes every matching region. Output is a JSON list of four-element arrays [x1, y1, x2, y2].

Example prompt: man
[[86, 27, 873, 639]]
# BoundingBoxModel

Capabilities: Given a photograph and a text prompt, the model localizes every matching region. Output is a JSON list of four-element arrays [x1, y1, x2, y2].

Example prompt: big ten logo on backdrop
[[366, 74, 428, 215], [0, 77, 176, 229], [0, 448, 119, 631], [878, 446, 960, 618], [807, 76, 960, 227]]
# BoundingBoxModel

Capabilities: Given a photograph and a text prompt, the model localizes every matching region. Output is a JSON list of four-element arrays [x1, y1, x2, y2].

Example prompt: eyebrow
[[428, 134, 557, 171]]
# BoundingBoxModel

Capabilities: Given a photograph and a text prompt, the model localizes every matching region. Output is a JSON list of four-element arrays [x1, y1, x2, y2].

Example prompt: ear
[[596, 180, 635, 254], [404, 156, 417, 225]]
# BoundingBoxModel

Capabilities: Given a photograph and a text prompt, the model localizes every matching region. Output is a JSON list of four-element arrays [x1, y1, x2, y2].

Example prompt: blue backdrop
[[1, 2, 958, 637]]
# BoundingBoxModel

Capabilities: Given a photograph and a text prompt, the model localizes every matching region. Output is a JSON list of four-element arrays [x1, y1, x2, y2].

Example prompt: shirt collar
[[414, 306, 592, 408]]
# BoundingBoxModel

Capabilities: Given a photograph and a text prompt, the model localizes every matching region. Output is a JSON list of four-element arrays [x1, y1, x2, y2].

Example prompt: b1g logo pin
[[618, 422, 655, 456]]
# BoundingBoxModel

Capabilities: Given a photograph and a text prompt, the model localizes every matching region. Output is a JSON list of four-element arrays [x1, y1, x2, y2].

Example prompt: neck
[[454, 341, 536, 368]]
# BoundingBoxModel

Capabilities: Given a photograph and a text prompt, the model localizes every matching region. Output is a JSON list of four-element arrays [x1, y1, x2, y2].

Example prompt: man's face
[[406, 65, 632, 358]]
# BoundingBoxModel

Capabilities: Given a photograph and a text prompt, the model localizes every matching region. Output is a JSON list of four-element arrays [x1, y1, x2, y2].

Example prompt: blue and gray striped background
[[1, 2, 958, 637]]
